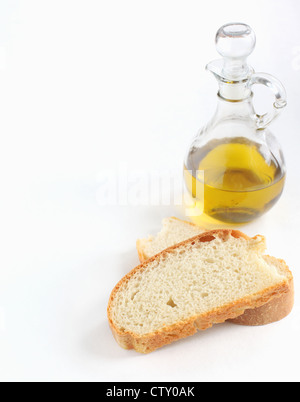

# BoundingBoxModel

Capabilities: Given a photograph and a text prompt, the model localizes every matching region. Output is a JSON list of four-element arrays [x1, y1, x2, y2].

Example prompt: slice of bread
[[136, 217, 294, 327], [108, 230, 293, 353]]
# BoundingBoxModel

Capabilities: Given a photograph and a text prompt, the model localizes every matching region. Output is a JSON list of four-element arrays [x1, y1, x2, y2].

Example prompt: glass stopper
[[215, 23, 256, 80]]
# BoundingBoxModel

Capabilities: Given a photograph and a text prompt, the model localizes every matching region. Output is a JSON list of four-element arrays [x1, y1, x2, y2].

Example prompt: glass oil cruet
[[184, 23, 287, 224]]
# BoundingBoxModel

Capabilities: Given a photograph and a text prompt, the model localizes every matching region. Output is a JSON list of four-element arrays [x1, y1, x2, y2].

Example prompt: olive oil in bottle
[[184, 138, 285, 223]]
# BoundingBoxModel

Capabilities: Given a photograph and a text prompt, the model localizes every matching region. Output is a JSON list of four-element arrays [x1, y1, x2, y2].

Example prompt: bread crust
[[136, 239, 148, 262], [108, 229, 293, 353]]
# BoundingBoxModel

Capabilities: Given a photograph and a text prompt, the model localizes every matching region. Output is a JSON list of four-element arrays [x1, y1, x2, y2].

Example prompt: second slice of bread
[[136, 217, 203, 262], [108, 229, 293, 353]]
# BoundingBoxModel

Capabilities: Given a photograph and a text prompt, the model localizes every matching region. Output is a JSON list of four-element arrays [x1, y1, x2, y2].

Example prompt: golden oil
[[184, 138, 285, 223]]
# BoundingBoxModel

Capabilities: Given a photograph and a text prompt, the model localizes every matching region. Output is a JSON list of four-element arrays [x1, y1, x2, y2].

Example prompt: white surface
[[0, 0, 300, 382]]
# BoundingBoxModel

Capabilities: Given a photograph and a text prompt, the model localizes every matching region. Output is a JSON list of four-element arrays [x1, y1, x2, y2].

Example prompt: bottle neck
[[218, 81, 251, 101], [214, 89, 255, 119]]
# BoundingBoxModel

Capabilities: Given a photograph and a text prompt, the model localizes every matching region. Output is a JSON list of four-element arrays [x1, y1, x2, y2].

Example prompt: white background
[[0, 0, 300, 382]]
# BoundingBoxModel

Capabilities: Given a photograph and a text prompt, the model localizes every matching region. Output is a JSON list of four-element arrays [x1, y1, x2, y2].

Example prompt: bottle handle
[[248, 73, 287, 130]]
